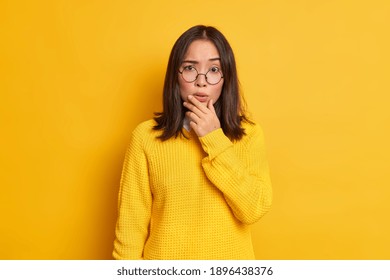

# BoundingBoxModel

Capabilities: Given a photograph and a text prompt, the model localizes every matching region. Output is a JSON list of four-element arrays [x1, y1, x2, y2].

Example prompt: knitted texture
[[113, 119, 272, 260]]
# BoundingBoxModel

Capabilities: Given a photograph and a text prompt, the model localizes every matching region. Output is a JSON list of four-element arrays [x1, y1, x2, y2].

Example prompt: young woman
[[113, 25, 272, 260]]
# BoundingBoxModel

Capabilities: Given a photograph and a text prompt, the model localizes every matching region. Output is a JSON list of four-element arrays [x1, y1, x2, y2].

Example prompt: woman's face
[[178, 39, 224, 104]]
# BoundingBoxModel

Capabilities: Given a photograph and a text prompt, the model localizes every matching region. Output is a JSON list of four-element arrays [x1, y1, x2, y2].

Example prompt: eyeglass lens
[[181, 67, 222, 85]]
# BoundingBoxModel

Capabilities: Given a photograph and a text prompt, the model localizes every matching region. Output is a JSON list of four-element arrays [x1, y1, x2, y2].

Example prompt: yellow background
[[1, 0, 389, 259]]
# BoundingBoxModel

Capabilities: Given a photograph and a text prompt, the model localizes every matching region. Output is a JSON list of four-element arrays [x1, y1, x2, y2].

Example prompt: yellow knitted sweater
[[113, 119, 272, 260]]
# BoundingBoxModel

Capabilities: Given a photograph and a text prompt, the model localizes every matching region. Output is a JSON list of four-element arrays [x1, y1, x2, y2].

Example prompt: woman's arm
[[199, 123, 272, 225], [113, 127, 152, 259]]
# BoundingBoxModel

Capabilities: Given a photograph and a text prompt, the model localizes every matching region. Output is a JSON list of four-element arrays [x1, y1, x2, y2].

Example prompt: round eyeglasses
[[179, 66, 223, 85]]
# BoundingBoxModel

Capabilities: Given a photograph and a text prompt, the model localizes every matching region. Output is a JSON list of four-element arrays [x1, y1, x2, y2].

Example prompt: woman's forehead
[[183, 40, 220, 61]]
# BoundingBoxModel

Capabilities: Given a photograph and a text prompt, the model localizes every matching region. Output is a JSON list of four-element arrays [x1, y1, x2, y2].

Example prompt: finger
[[188, 95, 209, 114], [186, 110, 201, 123], [189, 120, 197, 131], [183, 101, 204, 119], [207, 99, 216, 114]]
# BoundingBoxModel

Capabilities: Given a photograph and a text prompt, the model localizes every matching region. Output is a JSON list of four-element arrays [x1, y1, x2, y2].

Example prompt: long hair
[[153, 25, 251, 141]]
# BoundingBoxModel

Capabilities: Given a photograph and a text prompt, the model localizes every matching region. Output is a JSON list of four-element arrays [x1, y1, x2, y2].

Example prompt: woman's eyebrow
[[182, 60, 198, 64], [182, 57, 221, 64]]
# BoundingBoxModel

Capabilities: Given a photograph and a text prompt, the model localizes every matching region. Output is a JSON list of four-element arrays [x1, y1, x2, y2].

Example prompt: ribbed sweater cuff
[[199, 128, 232, 160]]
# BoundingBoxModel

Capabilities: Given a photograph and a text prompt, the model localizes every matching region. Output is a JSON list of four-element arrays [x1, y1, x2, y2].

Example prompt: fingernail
[[188, 95, 193, 99]]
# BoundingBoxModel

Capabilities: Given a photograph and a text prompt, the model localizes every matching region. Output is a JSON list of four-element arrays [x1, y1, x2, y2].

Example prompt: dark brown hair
[[154, 25, 251, 141]]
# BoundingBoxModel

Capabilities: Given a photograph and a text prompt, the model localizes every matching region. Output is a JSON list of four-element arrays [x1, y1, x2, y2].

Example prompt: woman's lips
[[193, 94, 208, 103]]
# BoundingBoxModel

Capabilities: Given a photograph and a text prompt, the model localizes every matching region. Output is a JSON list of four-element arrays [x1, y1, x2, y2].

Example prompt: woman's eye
[[184, 65, 195, 71], [210, 66, 220, 72]]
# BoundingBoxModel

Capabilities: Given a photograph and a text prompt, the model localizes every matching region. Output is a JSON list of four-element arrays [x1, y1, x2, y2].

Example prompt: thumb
[[208, 99, 216, 113]]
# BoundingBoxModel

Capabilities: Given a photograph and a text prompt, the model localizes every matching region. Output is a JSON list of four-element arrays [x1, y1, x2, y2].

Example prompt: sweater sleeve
[[199, 123, 272, 225], [113, 127, 152, 259]]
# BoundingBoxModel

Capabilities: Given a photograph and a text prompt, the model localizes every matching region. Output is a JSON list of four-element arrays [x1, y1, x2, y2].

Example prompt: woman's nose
[[195, 73, 207, 87]]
